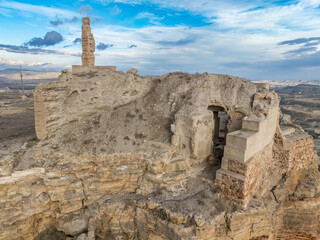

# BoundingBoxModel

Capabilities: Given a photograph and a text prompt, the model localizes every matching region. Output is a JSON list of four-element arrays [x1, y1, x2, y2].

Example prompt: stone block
[[242, 119, 261, 132]]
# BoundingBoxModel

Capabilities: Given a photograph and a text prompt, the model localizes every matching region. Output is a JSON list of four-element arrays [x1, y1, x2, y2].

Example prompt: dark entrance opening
[[208, 106, 229, 165]]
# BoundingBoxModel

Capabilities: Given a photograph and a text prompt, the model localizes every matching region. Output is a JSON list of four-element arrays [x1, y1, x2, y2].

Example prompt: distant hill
[[0, 68, 60, 82], [254, 80, 320, 88], [277, 84, 320, 95], [0, 68, 60, 89], [0, 68, 33, 74]]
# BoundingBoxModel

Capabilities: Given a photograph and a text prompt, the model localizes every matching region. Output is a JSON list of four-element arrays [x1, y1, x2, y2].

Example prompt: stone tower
[[82, 17, 95, 67]]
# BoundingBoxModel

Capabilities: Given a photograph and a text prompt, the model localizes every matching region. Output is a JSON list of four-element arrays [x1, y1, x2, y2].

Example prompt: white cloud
[[299, 0, 320, 7], [111, 0, 320, 32], [90, 24, 274, 74], [135, 12, 164, 24], [2, 0, 320, 79], [110, 4, 122, 15], [0, 6, 13, 16], [0, 0, 77, 18], [89, 10, 320, 78], [215, 2, 320, 32], [0, 58, 48, 67], [0, 52, 77, 71]]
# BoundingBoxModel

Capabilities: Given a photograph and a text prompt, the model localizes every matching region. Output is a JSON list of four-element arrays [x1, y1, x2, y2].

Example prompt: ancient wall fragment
[[82, 17, 95, 67], [34, 90, 47, 140]]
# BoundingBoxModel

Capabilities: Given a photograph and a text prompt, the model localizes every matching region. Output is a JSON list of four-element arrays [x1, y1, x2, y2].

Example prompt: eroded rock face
[[0, 69, 319, 240], [81, 17, 95, 67]]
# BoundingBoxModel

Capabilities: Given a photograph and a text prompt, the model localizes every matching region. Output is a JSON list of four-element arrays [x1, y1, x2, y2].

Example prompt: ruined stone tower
[[81, 17, 95, 67]]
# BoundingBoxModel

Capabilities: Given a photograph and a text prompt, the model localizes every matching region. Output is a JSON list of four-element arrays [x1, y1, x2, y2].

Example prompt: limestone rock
[[57, 213, 88, 236], [127, 68, 138, 75], [76, 233, 89, 240]]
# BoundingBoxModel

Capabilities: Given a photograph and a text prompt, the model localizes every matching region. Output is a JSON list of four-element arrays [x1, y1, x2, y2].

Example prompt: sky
[[1, 0, 320, 80]]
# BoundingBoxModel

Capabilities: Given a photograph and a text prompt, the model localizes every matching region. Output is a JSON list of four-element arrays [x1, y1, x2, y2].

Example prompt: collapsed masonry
[[0, 17, 319, 240]]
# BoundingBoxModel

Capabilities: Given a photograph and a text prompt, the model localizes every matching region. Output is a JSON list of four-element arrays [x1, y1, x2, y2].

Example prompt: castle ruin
[[0, 17, 319, 240]]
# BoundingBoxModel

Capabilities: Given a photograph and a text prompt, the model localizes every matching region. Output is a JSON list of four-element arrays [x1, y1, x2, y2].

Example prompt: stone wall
[[223, 107, 279, 163], [217, 128, 317, 207], [171, 114, 214, 159], [217, 143, 273, 204], [72, 65, 116, 73], [33, 69, 155, 140], [271, 131, 319, 239], [244, 143, 274, 204], [34, 79, 67, 140], [284, 134, 315, 170]]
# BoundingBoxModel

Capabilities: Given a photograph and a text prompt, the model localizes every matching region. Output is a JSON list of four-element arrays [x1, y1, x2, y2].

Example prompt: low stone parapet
[[72, 65, 117, 73]]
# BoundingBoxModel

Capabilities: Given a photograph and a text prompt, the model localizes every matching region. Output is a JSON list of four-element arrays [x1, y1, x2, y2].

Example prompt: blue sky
[[1, 0, 320, 80]]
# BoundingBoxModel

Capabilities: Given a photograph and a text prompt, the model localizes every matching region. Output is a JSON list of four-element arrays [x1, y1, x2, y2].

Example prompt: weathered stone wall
[[244, 143, 274, 204], [228, 159, 246, 175], [219, 174, 245, 200], [171, 114, 214, 159], [271, 132, 320, 239], [33, 69, 155, 140], [215, 98, 280, 205], [81, 17, 95, 67], [224, 107, 279, 164], [217, 143, 274, 204], [217, 127, 318, 209], [34, 78, 67, 140], [72, 65, 116, 72], [284, 134, 315, 170]]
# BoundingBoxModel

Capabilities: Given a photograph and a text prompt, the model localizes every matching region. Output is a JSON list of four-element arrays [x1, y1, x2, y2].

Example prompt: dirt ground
[[0, 92, 36, 158]]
